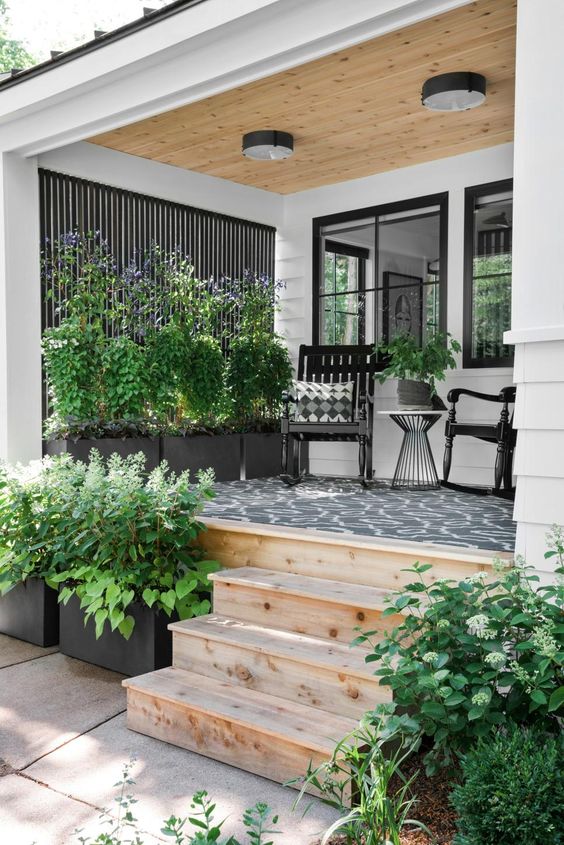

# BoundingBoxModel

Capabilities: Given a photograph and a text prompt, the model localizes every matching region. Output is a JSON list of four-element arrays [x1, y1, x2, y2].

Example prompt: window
[[464, 180, 513, 367], [313, 194, 448, 347], [321, 239, 367, 344], [375, 205, 443, 348]]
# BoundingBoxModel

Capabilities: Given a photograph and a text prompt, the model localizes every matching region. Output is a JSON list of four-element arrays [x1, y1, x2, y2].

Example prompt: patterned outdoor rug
[[203, 476, 515, 552]]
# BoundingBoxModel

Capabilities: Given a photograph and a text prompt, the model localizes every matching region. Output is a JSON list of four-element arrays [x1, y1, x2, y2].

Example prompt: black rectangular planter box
[[44, 432, 284, 481], [59, 594, 175, 676], [243, 433, 283, 479], [162, 434, 241, 481], [45, 438, 160, 472], [0, 577, 59, 647]]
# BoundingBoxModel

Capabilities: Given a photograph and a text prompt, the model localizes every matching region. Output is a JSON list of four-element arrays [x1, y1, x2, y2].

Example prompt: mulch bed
[[324, 752, 459, 845]]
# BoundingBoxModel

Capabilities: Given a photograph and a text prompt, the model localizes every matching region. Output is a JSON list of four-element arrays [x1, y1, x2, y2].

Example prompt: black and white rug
[[203, 476, 516, 552]]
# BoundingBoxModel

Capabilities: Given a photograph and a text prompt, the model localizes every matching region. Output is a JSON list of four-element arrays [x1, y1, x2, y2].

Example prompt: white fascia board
[[0, 0, 472, 156]]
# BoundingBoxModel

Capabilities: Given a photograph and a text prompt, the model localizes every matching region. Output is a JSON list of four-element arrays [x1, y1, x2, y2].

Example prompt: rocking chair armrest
[[281, 391, 296, 421], [446, 387, 505, 405], [498, 385, 517, 403]]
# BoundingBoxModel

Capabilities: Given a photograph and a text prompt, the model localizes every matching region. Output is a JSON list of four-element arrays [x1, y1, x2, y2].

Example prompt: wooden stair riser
[[199, 520, 500, 589], [212, 581, 403, 647], [127, 686, 340, 796], [172, 630, 390, 719]]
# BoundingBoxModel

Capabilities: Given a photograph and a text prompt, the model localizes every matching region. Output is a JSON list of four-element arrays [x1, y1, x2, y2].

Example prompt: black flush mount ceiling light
[[242, 130, 294, 160], [422, 72, 486, 112]]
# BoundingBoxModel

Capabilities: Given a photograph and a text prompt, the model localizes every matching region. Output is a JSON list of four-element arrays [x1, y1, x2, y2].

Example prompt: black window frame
[[321, 239, 368, 345], [463, 179, 514, 369], [312, 192, 449, 346]]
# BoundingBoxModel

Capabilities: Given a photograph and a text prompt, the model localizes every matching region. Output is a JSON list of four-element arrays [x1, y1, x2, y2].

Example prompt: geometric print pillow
[[293, 380, 355, 423]]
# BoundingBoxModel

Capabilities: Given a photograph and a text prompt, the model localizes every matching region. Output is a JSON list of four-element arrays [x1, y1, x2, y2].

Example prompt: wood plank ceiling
[[88, 0, 516, 195]]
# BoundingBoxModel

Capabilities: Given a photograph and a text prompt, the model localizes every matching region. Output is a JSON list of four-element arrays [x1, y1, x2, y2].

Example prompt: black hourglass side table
[[378, 410, 443, 491]]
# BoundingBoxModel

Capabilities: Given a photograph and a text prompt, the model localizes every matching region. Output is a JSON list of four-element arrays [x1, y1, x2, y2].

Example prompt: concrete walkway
[[0, 634, 338, 844]]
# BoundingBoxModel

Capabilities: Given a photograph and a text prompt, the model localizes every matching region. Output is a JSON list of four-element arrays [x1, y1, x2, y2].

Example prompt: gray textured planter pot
[[161, 434, 241, 481], [59, 594, 176, 676], [397, 379, 433, 410], [0, 577, 59, 646], [44, 438, 160, 471], [243, 433, 283, 479]]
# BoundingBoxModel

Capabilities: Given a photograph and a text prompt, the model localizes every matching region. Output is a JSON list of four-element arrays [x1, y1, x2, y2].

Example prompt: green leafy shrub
[[226, 273, 292, 427], [356, 551, 564, 773], [102, 336, 147, 419], [0, 456, 86, 592], [376, 331, 460, 394], [293, 707, 430, 845], [43, 450, 219, 639], [227, 335, 292, 427], [43, 319, 103, 420], [451, 725, 564, 845], [183, 334, 226, 423], [146, 322, 191, 420], [75, 760, 281, 845]]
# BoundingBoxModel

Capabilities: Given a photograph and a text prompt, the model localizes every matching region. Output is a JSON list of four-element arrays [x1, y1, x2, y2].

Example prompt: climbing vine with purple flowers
[[42, 231, 292, 437]]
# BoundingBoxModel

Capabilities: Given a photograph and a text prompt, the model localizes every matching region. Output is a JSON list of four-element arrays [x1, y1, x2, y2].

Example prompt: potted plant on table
[[376, 331, 461, 409]]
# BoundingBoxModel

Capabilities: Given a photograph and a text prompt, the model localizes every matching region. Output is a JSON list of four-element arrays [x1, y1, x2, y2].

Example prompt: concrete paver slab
[[0, 772, 160, 845], [0, 634, 58, 669], [0, 652, 125, 770], [27, 713, 338, 843]]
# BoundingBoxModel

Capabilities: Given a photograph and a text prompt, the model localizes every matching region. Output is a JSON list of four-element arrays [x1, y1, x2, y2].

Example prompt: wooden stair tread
[[169, 614, 377, 676], [209, 566, 395, 610], [124, 667, 358, 752]]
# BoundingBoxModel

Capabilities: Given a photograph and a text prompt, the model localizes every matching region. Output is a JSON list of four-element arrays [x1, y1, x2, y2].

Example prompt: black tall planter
[[0, 578, 59, 647], [45, 438, 160, 471], [161, 434, 241, 481], [243, 433, 283, 479], [59, 594, 175, 676]]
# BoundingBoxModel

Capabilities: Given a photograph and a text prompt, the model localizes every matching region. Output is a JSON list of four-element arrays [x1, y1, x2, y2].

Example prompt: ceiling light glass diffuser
[[242, 130, 294, 160], [422, 72, 486, 112]]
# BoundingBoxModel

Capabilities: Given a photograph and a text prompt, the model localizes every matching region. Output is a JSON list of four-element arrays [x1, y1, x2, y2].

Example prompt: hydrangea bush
[[0, 452, 219, 640], [355, 535, 564, 773]]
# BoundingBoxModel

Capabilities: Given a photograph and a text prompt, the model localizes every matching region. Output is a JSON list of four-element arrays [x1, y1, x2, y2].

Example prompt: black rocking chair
[[442, 385, 517, 497], [280, 344, 382, 486]]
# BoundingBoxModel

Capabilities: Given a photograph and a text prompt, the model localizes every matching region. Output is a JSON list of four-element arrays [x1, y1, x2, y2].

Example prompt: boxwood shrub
[[451, 725, 564, 845]]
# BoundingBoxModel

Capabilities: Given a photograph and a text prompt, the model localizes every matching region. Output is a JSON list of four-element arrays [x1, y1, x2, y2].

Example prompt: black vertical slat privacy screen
[[39, 168, 276, 418], [39, 168, 276, 331]]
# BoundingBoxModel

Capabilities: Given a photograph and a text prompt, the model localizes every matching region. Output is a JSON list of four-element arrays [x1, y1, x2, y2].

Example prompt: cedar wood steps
[[124, 519, 505, 790], [169, 612, 391, 718], [125, 666, 358, 790], [210, 566, 405, 645]]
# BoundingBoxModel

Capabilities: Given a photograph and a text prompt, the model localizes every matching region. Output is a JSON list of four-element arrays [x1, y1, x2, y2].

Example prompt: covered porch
[[1, 0, 561, 576], [1, 0, 563, 839]]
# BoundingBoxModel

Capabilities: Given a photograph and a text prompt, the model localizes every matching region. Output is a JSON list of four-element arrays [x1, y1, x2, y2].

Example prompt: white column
[[505, 0, 564, 575], [0, 152, 42, 463]]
